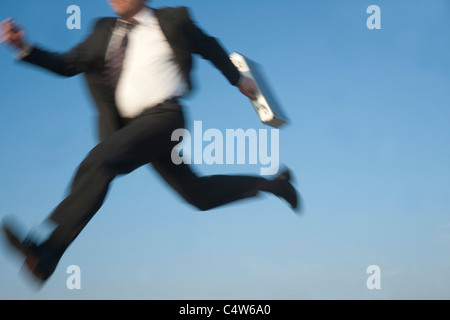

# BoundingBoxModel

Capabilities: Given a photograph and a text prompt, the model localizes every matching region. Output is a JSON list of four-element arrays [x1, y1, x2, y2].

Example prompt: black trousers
[[44, 100, 262, 255]]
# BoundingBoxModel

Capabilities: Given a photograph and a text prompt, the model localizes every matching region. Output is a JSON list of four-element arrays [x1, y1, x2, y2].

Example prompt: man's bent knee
[[182, 193, 214, 212]]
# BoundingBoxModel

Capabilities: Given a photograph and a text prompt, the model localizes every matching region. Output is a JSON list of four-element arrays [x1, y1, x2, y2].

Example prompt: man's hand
[[1, 18, 27, 51], [238, 76, 258, 101]]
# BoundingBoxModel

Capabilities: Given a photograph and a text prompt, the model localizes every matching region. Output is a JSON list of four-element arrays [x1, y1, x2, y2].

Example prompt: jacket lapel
[[154, 8, 188, 69], [154, 9, 176, 49]]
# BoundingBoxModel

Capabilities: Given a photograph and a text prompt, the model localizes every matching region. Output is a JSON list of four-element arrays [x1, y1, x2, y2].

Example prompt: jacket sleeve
[[19, 18, 106, 77], [183, 7, 241, 86]]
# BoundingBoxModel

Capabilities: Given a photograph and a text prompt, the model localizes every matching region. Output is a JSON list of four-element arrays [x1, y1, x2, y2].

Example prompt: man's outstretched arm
[[1, 17, 104, 77]]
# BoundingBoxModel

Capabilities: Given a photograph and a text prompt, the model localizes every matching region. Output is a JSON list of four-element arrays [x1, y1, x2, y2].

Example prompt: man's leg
[[3, 102, 184, 282], [151, 154, 298, 211]]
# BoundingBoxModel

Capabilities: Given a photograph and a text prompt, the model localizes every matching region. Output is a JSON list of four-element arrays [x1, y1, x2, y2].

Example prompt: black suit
[[20, 7, 263, 256]]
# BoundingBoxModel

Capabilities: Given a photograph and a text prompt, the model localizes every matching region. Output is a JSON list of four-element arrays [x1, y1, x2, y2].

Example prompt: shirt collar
[[131, 6, 154, 27]]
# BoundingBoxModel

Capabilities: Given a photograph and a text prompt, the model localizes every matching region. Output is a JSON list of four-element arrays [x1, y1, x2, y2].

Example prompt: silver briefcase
[[230, 52, 289, 128]]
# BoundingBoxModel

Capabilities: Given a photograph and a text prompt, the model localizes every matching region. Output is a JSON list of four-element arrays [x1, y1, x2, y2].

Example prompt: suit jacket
[[21, 6, 241, 141]]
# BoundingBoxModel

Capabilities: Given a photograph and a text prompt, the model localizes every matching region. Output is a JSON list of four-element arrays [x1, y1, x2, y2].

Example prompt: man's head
[[108, 0, 148, 20]]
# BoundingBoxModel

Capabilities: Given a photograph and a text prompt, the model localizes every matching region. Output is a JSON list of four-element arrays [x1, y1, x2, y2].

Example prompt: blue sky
[[0, 0, 449, 299]]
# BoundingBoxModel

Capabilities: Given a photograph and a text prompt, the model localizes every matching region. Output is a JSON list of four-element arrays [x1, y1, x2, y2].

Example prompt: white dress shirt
[[113, 7, 188, 118]]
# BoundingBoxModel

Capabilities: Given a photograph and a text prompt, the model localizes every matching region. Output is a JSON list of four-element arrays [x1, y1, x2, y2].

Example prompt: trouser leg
[[43, 103, 184, 255], [152, 154, 264, 211]]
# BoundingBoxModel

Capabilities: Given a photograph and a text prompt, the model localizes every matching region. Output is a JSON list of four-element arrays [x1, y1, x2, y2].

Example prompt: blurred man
[[0, 0, 299, 284]]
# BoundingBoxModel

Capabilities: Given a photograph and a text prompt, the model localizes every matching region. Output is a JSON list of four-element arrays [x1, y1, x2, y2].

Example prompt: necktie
[[104, 20, 136, 90]]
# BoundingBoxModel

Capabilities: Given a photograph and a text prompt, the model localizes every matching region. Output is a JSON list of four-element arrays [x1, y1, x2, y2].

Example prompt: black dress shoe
[[1, 218, 59, 284], [274, 169, 301, 213]]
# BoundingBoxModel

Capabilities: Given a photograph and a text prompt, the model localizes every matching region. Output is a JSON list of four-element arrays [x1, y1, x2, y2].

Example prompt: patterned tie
[[104, 19, 137, 90]]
